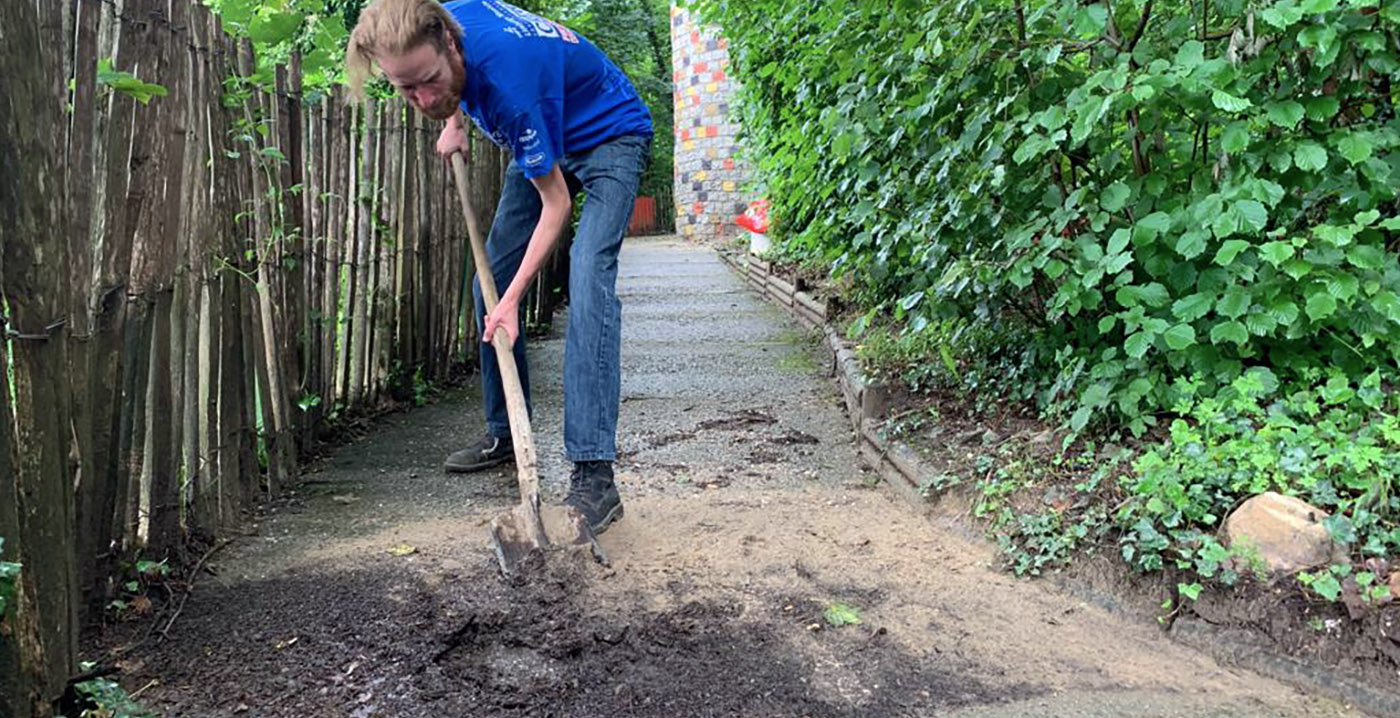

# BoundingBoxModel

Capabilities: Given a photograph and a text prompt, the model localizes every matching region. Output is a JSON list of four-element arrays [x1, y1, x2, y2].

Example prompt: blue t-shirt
[[445, 0, 654, 178]]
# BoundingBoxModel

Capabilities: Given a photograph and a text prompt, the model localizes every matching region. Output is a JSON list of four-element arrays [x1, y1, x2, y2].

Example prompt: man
[[347, 0, 653, 534]]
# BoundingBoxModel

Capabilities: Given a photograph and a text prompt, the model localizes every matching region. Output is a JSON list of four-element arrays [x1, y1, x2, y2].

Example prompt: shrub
[[691, 0, 1400, 435]]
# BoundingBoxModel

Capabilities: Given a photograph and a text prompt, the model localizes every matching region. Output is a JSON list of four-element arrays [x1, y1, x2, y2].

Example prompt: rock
[[1223, 492, 1343, 573]]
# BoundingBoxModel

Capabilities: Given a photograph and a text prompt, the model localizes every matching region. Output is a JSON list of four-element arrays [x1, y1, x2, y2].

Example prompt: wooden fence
[[0, 2, 573, 715]]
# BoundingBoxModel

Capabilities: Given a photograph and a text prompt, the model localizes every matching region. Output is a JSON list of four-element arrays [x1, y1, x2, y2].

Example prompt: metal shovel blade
[[488, 492, 609, 577]]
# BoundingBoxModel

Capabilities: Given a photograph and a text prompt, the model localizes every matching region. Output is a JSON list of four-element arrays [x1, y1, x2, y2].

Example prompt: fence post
[[0, 0, 79, 712]]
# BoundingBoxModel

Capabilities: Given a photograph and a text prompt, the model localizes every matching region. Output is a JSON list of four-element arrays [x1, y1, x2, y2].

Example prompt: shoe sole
[[443, 455, 515, 474]]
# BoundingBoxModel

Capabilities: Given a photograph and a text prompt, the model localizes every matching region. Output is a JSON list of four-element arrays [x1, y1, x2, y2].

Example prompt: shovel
[[447, 146, 606, 576]]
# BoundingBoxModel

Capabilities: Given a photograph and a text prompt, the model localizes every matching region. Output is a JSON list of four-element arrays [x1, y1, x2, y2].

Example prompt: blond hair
[[346, 0, 462, 100]]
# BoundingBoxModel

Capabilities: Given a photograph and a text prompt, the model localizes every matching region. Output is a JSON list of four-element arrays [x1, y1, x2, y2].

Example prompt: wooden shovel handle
[[449, 148, 540, 505]]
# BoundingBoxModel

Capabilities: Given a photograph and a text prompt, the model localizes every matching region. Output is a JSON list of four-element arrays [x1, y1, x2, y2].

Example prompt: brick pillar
[[670, 3, 752, 242]]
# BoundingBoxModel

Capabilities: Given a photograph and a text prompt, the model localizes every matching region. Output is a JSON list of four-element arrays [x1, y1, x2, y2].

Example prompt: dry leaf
[[387, 543, 417, 557]]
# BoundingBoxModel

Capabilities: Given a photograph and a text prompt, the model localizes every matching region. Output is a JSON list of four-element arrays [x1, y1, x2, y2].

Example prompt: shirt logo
[[524, 153, 546, 166]]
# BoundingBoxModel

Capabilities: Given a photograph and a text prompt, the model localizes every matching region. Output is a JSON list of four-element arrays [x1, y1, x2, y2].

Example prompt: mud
[[90, 238, 1365, 717]]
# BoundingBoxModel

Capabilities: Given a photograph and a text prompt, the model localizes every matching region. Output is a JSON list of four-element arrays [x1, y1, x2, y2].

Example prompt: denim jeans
[[474, 133, 651, 463]]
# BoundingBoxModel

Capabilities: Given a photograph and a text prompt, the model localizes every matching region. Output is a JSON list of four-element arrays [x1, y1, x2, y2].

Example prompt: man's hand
[[482, 294, 521, 348], [436, 113, 469, 158]]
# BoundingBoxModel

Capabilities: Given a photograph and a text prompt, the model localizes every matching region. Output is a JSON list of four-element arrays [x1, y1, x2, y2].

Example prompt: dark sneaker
[[565, 461, 623, 534], [444, 434, 514, 473]]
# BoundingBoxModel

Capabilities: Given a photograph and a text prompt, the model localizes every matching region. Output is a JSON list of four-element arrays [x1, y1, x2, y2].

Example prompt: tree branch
[[1126, 0, 1153, 54]]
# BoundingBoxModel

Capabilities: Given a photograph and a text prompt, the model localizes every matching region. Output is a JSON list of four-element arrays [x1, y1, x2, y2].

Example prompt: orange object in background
[[735, 198, 768, 234]]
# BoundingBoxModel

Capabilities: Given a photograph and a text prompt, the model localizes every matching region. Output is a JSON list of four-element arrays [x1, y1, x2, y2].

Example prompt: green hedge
[[692, 0, 1400, 435]]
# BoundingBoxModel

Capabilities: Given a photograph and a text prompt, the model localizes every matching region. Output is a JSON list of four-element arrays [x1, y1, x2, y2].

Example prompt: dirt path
[[108, 237, 1361, 717]]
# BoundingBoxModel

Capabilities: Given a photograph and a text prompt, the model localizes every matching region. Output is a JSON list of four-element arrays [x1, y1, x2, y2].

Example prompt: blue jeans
[[474, 133, 651, 463]]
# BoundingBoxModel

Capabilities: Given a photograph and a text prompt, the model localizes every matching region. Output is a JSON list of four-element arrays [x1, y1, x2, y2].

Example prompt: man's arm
[[481, 164, 571, 346]]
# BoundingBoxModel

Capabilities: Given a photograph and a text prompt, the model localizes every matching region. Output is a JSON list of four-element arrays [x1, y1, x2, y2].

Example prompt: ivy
[[692, 0, 1400, 436]]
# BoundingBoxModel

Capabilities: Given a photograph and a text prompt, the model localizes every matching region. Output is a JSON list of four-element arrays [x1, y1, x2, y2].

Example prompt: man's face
[[378, 38, 464, 121]]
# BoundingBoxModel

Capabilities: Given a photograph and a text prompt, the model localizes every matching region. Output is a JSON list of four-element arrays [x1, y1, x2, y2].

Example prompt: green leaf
[[1098, 315, 1118, 334], [96, 59, 168, 105], [1105, 229, 1131, 257], [1210, 321, 1249, 345], [249, 11, 303, 45], [1269, 300, 1300, 325], [1125, 331, 1153, 359], [1070, 406, 1094, 433], [1234, 200, 1268, 233], [1314, 224, 1357, 247], [1326, 273, 1359, 301], [1374, 292, 1400, 323], [1073, 4, 1109, 38], [1212, 208, 1240, 240], [1216, 287, 1251, 318], [1266, 101, 1305, 128], [1299, 0, 1339, 12], [1354, 210, 1381, 227], [1214, 239, 1250, 266], [1245, 312, 1279, 336], [1298, 26, 1339, 65], [1164, 323, 1197, 350], [1175, 41, 1205, 70], [1323, 515, 1357, 545], [1013, 133, 1051, 164], [1101, 182, 1131, 212], [1306, 291, 1338, 321], [1260, 241, 1296, 266], [1173, 293, 1213, 322], [1211, 90, 1251, 113], [1071, 94, 1109, 144], [1283, 258, 1314, 280], [1134, 212, 1172, 244], [1175, 230, 1209, 259], [824, 602, 863, 627], [1293, 142, 1328, 172], [1336, 133, 1373, 165], [1305, 96, 1340, 122], [1221, 122, 1250, 154], [1178, 582, 1204, 601], [1310, 572, 1342, 601], [1137, 283, 1171, 308]]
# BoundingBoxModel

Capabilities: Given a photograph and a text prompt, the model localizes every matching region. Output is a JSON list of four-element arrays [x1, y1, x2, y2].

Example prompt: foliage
[[854, 318, 1044, 409], [1298, 562, 1393, 603], [692, 0, 1400, 438], [0, 537, 19, 619], [823, 602, 863, 626], [95, 60, 168, 104], [107, 558, 171, 615], [1120, 370, 1400, 580], [555, 0, 676, 203], [202, 0, 353, 91], [68, 666, 157, 718], [972, 446, 1119, 576]]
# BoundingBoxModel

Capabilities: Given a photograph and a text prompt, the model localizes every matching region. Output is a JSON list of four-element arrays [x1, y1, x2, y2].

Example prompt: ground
[[96, 237, 1364, 717]]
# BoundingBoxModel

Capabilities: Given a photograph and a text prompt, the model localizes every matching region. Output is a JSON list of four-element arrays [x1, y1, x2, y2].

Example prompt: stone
[[1223, 492, 1344, 573]]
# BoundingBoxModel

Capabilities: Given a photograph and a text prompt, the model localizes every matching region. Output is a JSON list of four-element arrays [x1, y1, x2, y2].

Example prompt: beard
[[418, 54, 465, 121]]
